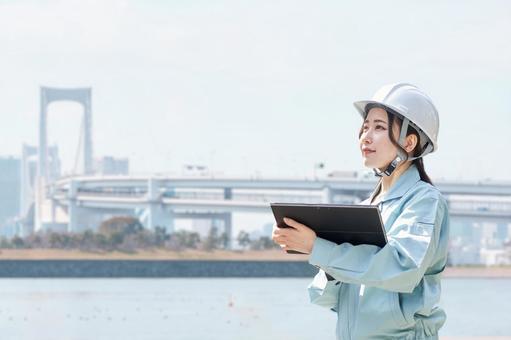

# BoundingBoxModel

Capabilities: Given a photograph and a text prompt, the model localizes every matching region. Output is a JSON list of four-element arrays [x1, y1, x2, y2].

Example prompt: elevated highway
[[36, 175, 511, 245]]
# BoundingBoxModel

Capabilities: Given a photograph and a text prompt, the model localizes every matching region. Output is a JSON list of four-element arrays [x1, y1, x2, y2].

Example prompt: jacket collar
[[370, 164, 421, 203]]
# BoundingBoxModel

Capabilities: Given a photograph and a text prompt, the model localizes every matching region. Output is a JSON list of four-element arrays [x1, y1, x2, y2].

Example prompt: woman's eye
[[376, 125, 386, 130]]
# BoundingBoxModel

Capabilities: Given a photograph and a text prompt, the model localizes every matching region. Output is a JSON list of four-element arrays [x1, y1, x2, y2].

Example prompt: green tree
[[11, 236, 25, 249], [94, 233, 109, 250], [171, 230, 201, 249], [219, 232, 229, 249], [76, 230, 96, 250], [250, 236, 277, 250], [98, 216, 144, 250], [186, 231, 201, 249], [0, 237, 11, 248], [24, 234, 42, 248], [203, 226, 221, 251], [153, 226, 170, 247], [49, 232, 65, 248], [237, 231, 251, 249], [99, 216, 143, 236]]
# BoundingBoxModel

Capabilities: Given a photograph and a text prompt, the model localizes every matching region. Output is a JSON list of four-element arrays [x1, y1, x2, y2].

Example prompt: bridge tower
[[35, 87, 93, 232]]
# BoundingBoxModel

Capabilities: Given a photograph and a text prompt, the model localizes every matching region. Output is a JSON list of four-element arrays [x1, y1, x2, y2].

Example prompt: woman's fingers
[[278, 217, 316, 254], [273, 234, 287, 243], [272, 226, 292, 247], [272, 218, 314, 254], [282, 241, 308, 254], [273, 225, 296, 237], [283, 217, 307, 230], [275, 232, 297, 251], [272, 223, 286, 239]]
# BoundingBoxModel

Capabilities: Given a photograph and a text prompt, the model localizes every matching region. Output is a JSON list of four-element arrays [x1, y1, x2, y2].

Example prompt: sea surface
[[0, 278, 509, 340]]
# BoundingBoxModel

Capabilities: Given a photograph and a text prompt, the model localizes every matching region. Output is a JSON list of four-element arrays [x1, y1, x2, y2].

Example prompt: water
[[0, 278, 509, 340]]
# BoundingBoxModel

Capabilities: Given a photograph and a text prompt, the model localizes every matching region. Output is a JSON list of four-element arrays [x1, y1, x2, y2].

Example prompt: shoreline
[[1, 249, 510, 278], [0, 248, 306, 261]]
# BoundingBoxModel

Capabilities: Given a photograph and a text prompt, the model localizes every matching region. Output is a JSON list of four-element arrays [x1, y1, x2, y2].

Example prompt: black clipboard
[[270, 203, 388, 254]]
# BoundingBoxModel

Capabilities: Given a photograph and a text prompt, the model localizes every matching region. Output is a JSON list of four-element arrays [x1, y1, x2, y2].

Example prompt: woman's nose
[[360, 131, 372, 144]]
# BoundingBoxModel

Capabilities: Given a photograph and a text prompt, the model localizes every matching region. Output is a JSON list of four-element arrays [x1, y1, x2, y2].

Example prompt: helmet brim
[[353, 100, 404, 119]]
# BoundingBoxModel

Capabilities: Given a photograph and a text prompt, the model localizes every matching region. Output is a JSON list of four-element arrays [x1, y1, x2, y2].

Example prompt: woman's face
[[359, 107, 400, 169]]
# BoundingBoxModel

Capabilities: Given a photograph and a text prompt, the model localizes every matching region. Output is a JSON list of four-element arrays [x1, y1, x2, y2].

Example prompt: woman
[[272, 83, 450, 339]]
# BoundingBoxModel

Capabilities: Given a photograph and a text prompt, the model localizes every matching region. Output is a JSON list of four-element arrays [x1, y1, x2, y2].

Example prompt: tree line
[[0, 216, 278, 252]]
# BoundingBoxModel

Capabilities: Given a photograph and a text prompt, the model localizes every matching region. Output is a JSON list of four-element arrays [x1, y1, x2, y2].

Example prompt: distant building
[[480, 247, 511, 266], [20, 145, 38, 218], [20, 144, 61, 215], [182, 164, 209, 176], [450, 220, 474, 244], [447, 219, 511, 266], [327, 170, 358, 178], [0, 156, 21, 229], [448, 238, 481, 265], [96, 156, 129, 175], [496, 223, 509, 244]]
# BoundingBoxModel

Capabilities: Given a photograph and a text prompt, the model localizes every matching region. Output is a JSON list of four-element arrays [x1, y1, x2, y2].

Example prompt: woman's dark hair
[[387, 111, 433, 185], [359, 104, 434, 185]]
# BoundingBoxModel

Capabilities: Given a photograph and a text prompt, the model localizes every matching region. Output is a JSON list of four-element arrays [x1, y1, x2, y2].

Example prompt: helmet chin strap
[[373, 118, 410, 177], [373, 153, 405, 177]]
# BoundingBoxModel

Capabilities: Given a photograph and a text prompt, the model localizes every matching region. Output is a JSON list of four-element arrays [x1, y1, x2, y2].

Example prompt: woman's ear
[[405, 134, 418, 153]]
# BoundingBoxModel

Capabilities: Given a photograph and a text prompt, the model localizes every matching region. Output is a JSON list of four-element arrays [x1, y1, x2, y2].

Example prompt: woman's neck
[[378, 161, 412, 197]]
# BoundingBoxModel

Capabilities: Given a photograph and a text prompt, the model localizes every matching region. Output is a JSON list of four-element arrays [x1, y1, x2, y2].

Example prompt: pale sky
[[1, 0, 510, 181]]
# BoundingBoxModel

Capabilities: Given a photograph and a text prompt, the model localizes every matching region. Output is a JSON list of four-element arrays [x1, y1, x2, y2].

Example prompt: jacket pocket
[[353, 287, 411, 338], [390, 291, 410, 328]]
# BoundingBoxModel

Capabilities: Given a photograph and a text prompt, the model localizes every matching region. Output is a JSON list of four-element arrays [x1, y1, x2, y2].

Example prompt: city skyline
[[1, 1, 511, 181]]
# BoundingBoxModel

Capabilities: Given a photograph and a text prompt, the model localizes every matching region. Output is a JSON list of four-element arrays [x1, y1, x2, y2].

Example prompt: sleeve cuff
[[309, 237, 337, 268]]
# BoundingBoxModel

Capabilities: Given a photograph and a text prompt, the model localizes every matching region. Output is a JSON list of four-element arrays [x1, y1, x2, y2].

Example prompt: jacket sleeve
[[308, 193, 447, 293], [308, 269, 341, 311]]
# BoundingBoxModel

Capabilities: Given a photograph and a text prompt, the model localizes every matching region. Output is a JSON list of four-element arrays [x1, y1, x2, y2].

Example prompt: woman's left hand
[[272, 217, 317, 254]]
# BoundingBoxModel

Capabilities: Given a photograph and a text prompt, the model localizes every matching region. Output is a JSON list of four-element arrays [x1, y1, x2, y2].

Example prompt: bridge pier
[[322, 186, 333, 203], [146, 204, 174, 232], [210, 213, 233, 249], [222, 212, 232, 249], [146, 178, 174, 232], [68, 180, 79, 232], [223, 188, 233, 248], [224, 188, 232, 200]]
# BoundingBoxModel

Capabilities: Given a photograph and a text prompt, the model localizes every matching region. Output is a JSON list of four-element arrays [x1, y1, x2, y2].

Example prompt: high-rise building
[[20, 144, 61, 217], [0, 156, 21, 227], [96, 156, 129, 175], [496, 223, 509, 241]]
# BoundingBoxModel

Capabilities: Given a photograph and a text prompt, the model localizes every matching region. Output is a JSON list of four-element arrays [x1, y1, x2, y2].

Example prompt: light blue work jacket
[[308, 165, 450, 339]]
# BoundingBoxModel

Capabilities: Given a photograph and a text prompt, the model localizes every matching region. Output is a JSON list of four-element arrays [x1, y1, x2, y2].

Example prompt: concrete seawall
[[0, 260, 318, 278], [1, 260, 509, 278]]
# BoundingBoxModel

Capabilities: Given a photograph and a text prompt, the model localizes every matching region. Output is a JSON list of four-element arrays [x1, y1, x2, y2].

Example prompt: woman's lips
[[362, 149, 375, 156]]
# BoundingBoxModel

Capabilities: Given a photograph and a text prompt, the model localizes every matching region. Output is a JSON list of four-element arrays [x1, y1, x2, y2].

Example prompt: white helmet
[[354, 83, 439, 159], [353, 83, 439, 176]]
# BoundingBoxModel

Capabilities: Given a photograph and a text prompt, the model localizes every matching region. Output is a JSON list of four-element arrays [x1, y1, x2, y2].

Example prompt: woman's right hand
[[271, 223, 285, 250]]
